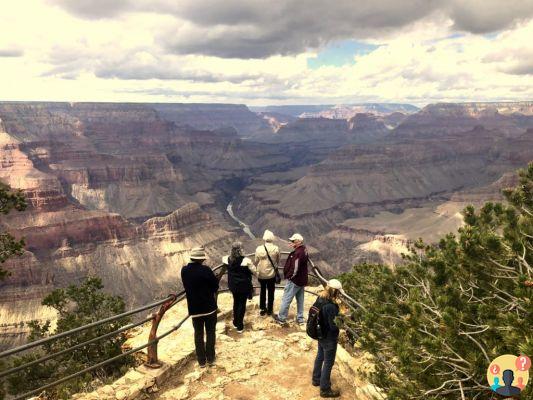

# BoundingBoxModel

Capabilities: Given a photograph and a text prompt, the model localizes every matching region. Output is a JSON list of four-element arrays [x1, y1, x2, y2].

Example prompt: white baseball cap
[[328, 279, 343, 290], [289, 233, 304, 242]]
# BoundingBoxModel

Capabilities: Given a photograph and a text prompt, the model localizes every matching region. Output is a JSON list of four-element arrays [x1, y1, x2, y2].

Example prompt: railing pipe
[[6, 251, 367, 399], [0, 316, 152, 379], [0, 295, 175, 359], [12, 315, 191, 400]]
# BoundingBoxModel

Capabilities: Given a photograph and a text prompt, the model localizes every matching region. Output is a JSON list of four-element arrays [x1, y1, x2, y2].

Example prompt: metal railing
[[0, 251, 361, 399]]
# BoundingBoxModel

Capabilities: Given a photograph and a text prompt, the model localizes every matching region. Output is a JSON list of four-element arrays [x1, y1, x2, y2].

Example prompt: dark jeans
[[312, 338, 338, 391], [192, 312, 217, 365], [259, 277, 276, 314], [232, 291, 249, 330]]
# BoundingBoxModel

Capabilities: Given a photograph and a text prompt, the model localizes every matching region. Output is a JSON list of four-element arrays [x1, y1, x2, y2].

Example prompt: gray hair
[[229, 241, 244, 263]]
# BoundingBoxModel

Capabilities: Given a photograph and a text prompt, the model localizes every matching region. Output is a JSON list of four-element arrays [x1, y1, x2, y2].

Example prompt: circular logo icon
[[487, 355, 530, 397]]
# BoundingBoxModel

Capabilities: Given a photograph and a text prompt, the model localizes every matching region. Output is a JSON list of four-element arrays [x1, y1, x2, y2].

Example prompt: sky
[[0, 0, 532, 106]]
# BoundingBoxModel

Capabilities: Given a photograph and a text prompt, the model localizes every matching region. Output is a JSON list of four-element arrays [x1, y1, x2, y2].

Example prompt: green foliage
[[5, 278, 133, 399], [341, 163, 533, 399], [0, 181, 27, 279]]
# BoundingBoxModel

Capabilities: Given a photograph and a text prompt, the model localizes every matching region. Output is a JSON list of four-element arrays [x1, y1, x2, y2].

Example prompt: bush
[[341, 163, 533, 399], [5, 277, 134, 399]]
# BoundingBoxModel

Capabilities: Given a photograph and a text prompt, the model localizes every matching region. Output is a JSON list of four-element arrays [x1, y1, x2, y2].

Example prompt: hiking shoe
[[237, 329, 244, 334], [208, 360, 216, 367], [232, 322, 238, 330], [273, 315, 287, 326], [320, 388, 340, 398]]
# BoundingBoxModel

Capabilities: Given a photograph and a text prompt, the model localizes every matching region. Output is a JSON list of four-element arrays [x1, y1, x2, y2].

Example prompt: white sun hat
[[288, 233, 304, 242], [328, 279, 343, 290]]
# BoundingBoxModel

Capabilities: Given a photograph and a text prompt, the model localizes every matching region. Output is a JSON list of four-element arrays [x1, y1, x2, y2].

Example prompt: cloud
[[48, 0, 134, 19], [50, 0, 533, 59], [95, 62, 262, 83], [0, 48, 24, 57], [449, 0, 533, 33], [160, 0, 437, 58], [505, 60, 533, 76], [42, 46, 269, 83], [0, 1, 531, 105]]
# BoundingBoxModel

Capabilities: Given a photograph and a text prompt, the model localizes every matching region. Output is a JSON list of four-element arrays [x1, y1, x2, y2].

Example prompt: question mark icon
[[515, 355, 531, 371], [491, 364, 500, 375]]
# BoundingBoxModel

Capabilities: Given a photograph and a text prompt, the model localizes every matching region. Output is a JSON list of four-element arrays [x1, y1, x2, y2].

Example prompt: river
[[226, 202, 256, 240]]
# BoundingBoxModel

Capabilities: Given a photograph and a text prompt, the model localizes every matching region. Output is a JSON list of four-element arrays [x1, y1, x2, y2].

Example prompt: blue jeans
[[278, 280, 305, 322], [312, 338, 338, 390]]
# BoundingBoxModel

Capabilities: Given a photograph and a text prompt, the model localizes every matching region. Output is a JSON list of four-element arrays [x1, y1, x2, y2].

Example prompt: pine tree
[[5, 278, 134, 399], [0, 181, 26, 279], [341, 163, 533, 399], [0, 182, 26, 399]]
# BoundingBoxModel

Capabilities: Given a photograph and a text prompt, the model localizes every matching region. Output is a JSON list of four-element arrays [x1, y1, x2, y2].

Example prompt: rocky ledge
[[70, 291, 382, 400]]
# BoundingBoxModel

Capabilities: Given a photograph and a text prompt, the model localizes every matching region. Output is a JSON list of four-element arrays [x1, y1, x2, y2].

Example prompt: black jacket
[[227, 256, 253, 294], [314, 297, 340, 341], [181, 262, 219, 316]]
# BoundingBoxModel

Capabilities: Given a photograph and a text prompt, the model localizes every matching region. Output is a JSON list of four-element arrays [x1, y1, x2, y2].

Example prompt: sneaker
[[312, 381, 320, 387], [237, 329, 244, 334], [232, 322, 238, 329], [320, 388, 340, 398], [207, 360, 216, 367], [273, 315, 287, 326], [297, 320, 306, 326], [260, 310, 267, 316], [199, 363, 207, 369]]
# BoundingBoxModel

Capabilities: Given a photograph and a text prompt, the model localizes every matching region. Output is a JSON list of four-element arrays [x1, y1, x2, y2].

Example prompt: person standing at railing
[[181, 246, 219, 368], [223, 241, 257, 333], [254, 229, 280, 316], [274, 233, 308, 326]]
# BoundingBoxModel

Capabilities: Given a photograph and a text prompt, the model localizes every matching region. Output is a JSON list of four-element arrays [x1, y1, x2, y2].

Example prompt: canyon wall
[[234, 103, 533, 270], [1, 101, 532, 346]]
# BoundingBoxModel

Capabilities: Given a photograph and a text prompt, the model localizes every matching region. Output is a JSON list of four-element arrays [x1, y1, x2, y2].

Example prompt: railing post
[[145, 295, 176, 368]]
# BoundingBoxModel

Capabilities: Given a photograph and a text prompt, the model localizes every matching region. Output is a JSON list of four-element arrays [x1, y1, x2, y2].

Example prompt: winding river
[[226, 202, 256, 240]]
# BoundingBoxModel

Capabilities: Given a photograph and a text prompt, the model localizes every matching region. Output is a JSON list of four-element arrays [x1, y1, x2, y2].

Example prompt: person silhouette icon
[[495, 369, 522, 397], [517, 377, 525, 391], [491, 377, 501, 391]]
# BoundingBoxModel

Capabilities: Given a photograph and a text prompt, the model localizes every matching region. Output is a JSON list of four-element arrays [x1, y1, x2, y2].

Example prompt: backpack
[[306, 299, 326, 340]]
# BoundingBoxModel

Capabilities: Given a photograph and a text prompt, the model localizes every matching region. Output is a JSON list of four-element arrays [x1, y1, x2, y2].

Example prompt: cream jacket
[[254, 242, 280, 279]]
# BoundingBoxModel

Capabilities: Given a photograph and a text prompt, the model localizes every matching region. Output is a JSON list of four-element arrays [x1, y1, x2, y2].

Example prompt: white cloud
[[0, 1, 531, 105]]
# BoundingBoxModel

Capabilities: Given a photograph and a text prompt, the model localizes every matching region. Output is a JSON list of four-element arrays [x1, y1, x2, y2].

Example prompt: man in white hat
[[274, 233, 308, 325], [181, 246, 219, 368], [312, 279, 343, 398]]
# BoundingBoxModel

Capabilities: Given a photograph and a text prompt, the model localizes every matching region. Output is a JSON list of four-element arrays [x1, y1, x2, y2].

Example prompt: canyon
[[1, 100, 532, 346]]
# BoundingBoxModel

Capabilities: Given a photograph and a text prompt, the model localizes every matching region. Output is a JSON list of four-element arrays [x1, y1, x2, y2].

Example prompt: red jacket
[[283, 245, 309, 287]]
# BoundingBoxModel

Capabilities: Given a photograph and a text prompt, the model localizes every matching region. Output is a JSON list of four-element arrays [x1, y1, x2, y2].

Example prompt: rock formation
[[234, 104, 533, 268], [1, 100, 532, 347], [72, 291, 381, 400]]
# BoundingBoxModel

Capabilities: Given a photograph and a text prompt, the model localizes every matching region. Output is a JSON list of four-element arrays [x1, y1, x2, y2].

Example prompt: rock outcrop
[[151, 103, 273, 137], [234, 105, 533, 270], [72, 291, 381, 400], [2, 100, 532, 344]]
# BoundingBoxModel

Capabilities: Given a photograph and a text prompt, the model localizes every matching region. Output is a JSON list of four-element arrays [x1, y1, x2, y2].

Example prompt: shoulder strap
[[264, 245, 276, 268]]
